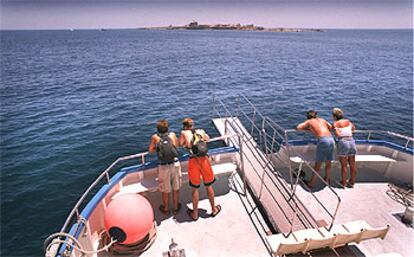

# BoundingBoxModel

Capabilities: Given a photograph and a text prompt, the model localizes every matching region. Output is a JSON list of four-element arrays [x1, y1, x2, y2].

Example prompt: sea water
[[1, 29, 412, 256]]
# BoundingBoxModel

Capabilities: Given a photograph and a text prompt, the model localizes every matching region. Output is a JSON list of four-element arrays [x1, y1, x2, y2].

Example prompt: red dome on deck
[[104, 194, 154, 244]]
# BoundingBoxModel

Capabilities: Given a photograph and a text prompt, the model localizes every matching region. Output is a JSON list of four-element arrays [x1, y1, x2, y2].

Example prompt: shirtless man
[[296, 110, 334, 187], [179, 118, 221, 220]]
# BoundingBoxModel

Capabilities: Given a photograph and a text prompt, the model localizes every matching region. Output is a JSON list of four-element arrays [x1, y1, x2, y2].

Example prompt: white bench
[[265, 220, 390, 257], [265, 233, 308, 256], [112, 162, 237, 199]]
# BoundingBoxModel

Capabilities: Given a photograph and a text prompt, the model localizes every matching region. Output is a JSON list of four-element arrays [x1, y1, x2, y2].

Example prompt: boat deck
[[212, 117, 413, 257], [139, 172, 271, 257], [293, 181, 413, 257]]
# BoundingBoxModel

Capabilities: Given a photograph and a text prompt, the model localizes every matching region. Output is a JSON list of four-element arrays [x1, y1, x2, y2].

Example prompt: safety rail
[[216, 101, 298, 227], [213, 96, 340, 236], [60, 152, 149, 234], [50, 134, 239, 257], [237, 95, 341, 232], [354, 130, 414, 149], [283, 129, 413, 149], [223, 117, 317, 232], [213, 95, 342, 236]]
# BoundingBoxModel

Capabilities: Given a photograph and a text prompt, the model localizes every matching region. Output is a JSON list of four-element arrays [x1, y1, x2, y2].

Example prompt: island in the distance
[[140, 21, 323, 32]]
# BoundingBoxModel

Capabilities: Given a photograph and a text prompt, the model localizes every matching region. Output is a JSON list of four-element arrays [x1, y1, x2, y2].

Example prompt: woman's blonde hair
[[182, 117, 194, 129], [332, 108, 344, 120]]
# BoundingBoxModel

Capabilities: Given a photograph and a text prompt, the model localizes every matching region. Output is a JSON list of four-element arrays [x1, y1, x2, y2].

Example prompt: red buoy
[[104, 194, 154, 244]]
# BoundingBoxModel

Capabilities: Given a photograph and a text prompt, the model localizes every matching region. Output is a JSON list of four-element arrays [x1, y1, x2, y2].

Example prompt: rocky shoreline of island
[[140, 21, 323, 32]]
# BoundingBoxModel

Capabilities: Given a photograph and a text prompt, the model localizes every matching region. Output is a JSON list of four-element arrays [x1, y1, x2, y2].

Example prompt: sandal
[[159, 205, 170, 215], [173, 203, 182, 215], [186, 208, 198, 221], [304, 180, 314, 189], [211, 205, 222, 217]]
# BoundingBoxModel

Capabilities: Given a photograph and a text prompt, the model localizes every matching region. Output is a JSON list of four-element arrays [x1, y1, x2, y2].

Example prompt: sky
[[0, 0, 412, 30]]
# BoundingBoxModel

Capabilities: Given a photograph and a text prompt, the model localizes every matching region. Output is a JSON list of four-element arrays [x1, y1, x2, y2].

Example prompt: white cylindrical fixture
[[402, 206, 414, 225]]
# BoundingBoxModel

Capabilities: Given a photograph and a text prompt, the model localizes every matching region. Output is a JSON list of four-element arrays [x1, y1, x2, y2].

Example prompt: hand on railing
[[207, 134, 238, 143]]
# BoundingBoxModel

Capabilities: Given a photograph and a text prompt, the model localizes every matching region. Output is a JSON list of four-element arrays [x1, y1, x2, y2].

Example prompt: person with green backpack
[[179, 117, 221, 221], [149, 119, 182, 215]]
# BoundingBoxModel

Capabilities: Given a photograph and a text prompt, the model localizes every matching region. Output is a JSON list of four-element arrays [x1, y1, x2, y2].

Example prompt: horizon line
[[1, 27, 413, 31]]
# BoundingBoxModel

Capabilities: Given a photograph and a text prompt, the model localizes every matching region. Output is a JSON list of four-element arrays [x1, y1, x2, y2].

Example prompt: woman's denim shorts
[[337, 137, 357, 157]]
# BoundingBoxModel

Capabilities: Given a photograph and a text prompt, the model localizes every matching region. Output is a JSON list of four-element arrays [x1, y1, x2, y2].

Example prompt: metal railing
[[60, 152, 150, 234], [354, 130, 414, 149], [215, 96, 320, 234], [213, 94, 343, 236], [284, 129, 414, 150], [51, 134, 239, 256], [240, 96, 342, 232]]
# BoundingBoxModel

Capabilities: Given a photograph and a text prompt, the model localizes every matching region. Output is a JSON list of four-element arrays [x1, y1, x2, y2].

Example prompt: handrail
[[214, 94, 343, 235], [60, 152, 149, 233], [215, 96, 323, 232], [285, 129, 414, 148], [58, 134, 237, 237], [287, 129, 413, 141], [267, 119, 341, 195], [355, 130, 414, 141], [266, 117, 341, 232], [215, 102, 296, 225], [222, 116, 312, 229]]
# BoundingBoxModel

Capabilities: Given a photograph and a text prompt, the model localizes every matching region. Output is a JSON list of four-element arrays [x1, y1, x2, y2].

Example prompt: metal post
[[284, 130, 294, 190], [263, 128, 268, 156], [105, 171, 110, 183], [239, 135, 247, 195], [237, 94, 240, 118], [251, 110, 256, 136], [258, 126, 269, 200], [212, 95, 216, 117], [271, 131, 276, 155], [258, 165, 267, 200], [224, 120, 229, 145]]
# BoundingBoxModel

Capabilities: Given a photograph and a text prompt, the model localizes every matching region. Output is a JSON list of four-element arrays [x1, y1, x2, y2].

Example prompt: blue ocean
[[1, 29, 412, 256]]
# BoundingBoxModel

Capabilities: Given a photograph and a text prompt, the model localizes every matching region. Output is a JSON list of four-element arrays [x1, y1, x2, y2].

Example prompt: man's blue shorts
[[315, 136, 335, 162]]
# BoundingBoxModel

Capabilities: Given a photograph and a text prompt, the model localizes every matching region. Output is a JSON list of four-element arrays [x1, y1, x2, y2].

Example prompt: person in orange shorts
[[179, 117, 221, 221]]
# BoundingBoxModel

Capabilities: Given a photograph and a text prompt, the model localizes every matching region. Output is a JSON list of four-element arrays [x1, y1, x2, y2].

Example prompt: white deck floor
[[140, 173, 271, 257], [294, 182, 413, 257]]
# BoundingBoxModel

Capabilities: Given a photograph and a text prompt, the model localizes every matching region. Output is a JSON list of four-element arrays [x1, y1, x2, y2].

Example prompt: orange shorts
[[188, 156, 215, 188]]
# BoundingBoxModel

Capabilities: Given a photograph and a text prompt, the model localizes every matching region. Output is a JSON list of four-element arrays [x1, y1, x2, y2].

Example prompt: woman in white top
[[332, 108, 357, 188]]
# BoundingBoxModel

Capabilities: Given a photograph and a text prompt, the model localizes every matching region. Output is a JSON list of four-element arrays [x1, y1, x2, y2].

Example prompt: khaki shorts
[[158, 163, 182, 193]]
